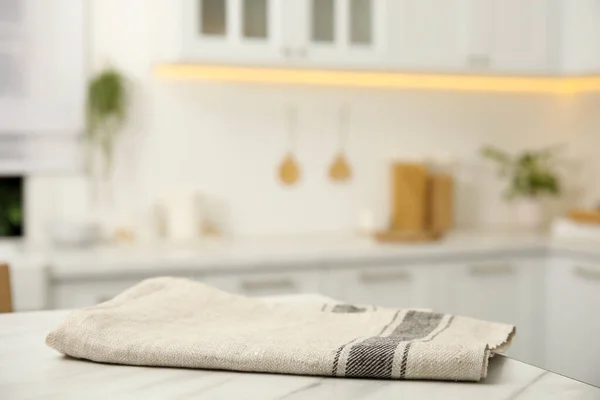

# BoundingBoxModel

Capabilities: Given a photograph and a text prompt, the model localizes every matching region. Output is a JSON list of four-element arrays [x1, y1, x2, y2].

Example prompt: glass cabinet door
[[300, 0, 385, 66], [199, 0, 228, 37], [182, 0, 285, 62], [242, 0, 268, 39], [348, 0, 374, 46]]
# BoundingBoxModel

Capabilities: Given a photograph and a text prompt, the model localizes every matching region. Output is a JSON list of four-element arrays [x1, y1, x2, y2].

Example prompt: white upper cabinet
[[559, 0, 600, 74], [0, 0, 85, 134], [487, 0, 554, 73], [181, 0, 387, 68], [180, 0, 388, 67], [390, 0, 468, 71], [175, 0, 592, 75], [388, 0, 555, 74], [293, 0, 387, 68], [465, 0, 554, 74], [181, 0, 288, 63]]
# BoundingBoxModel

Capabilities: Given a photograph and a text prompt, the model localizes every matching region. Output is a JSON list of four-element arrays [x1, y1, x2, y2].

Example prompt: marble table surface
[[1, 309, 599, 400]]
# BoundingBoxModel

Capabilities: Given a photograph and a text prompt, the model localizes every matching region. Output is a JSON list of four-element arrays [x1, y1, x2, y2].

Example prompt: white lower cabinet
[[321, 258, 545, 368], [441, 258, 545, 367], [545, 258, 600, 387], [322, 263, 443, 310], [51, 279, 142, 309], [51, 270, 324, 309], [47, 252, 600, 386]]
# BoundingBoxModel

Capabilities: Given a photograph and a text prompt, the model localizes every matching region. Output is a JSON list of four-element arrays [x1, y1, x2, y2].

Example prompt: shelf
[[154, 64, 600, 94]]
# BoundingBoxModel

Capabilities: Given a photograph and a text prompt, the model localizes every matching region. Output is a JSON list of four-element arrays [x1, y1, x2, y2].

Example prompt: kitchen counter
[[2, 304, 599, 399], [36, 232, 600, 280], [2, 232, 600, 313]]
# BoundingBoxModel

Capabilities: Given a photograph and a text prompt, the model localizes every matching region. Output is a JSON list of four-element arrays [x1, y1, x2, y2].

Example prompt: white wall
[[568, 94, 600, 208], [24, 0, 599, 243]]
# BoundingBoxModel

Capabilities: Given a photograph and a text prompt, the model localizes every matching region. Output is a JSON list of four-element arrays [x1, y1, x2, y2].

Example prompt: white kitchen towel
[[46, 277, 515, 381]]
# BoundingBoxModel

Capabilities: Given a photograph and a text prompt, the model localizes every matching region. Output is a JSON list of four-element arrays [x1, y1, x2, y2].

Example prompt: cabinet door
[[181, 0, 289, 63], [0, 0, 85, 133], [546, 259, 600, 386], [483, 0, 552, 73], [51, 280, 141, 309], [203, 270, 323, 297], [294, 0, 388, 68], [443, 259, 544, 367], [323, 264, 442, 310], [391, 0, 468, 71], [559, 0, 600, 74]]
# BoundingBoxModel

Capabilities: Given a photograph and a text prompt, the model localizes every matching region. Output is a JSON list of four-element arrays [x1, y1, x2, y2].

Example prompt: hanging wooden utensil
[[329, 105, 352, 182], [278, 106, 301, 186]]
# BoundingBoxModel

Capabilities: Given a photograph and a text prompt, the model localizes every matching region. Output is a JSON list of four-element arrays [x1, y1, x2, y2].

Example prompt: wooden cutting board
[[374, 230, 441, 243], [568, 210, 600, 224], [428, 173, 454, 233], [391, 163, 428, 231]]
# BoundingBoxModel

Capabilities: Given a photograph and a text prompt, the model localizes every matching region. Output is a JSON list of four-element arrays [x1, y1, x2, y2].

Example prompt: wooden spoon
[[278, 107, 301, 186], [329, 105, 352, 182]]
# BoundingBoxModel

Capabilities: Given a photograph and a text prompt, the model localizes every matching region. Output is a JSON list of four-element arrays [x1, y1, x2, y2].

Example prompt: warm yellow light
[[154, 64, 600, 94]]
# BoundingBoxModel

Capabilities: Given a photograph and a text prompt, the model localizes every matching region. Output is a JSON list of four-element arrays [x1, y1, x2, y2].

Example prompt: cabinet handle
[[573, 265, 600, 281], [468, 264, 514, 277], [240, 277, 296, 292], [281, 47, 292, 58], [467, 54, 491, 69], [359, 270, 412, 284], [296, 48, 308, 58]]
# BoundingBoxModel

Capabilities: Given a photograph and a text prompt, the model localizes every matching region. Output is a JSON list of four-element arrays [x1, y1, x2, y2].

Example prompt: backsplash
[[25, 86, 578, 241]]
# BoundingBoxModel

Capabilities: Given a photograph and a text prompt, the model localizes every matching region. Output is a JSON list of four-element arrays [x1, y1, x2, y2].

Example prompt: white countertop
[[1, 306, 598, 400], [3, 232, 599, 311], [0, 232, 600, 280], [39, 232, 600, 279]]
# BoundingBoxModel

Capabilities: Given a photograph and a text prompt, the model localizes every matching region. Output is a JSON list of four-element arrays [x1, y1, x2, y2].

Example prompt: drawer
[[203, 270, 324, 297], [51, 279, 141, 309], [322, 264, 443, 310]]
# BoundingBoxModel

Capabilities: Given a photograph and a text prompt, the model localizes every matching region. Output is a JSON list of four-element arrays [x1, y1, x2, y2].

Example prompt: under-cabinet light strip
[[154, 64, 600, 94]]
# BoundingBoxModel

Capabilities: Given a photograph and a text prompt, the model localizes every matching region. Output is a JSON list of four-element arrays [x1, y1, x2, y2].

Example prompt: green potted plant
[[481, 145, 562, 230], [86, 68, 128, 179]]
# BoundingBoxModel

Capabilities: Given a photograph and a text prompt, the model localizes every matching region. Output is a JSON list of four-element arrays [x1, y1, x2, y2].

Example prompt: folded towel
[[46, 277, 515, 381]]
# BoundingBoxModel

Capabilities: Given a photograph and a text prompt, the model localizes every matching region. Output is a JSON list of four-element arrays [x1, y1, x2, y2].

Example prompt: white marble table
[[1, 309, 598, 400]]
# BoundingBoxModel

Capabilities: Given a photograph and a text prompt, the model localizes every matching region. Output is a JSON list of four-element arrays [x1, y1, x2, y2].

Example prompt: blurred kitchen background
[[1, 0, 599, 387]]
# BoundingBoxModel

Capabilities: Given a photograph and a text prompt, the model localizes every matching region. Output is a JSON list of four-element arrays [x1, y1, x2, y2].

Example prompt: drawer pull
[[468, 264, 514, 277], [240, 278, 296, 292], [359, 270, 412, 284], [574, 265, 600, 281]]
